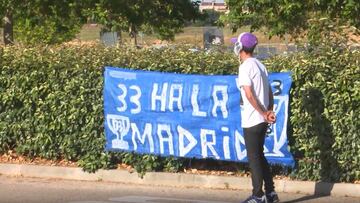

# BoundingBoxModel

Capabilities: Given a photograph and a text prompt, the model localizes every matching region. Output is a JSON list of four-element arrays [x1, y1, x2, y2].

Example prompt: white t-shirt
[[238, 57, 270, 128]]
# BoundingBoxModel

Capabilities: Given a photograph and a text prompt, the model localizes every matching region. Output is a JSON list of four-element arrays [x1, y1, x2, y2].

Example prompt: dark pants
[[244, 122, 275, 197]]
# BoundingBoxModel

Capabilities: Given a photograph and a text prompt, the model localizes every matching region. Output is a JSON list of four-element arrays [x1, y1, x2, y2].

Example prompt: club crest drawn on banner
[[107, 114, 130, 150], [103, 67, 295, 167]]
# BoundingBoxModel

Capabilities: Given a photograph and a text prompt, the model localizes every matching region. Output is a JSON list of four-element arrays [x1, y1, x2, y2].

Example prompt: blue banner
[[104, 67, 294, 167]]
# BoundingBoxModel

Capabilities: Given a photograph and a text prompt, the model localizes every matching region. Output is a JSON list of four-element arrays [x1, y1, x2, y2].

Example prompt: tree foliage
[[0, 0, 89, 45], [222, 0, 360, 42], [87, 0, 200, 42], [13, 1, 89, 44], [1, 0, 200, 45]]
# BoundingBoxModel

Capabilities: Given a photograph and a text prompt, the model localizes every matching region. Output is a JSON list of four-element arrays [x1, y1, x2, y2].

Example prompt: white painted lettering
[[178, 125, 197, 157], [130, 85, 141, 114], [169, 84, 183, 112], [235, 130, 246, 160], [191, 84, 207, 117], [157, 124, 174, 155], [117, 84, 127, 112], [212, 85, 229, 118], [151, 83, 168, 112], [200, 129, 220, 159], [221, 127, 230, 159], [131, 123, 154, 153]]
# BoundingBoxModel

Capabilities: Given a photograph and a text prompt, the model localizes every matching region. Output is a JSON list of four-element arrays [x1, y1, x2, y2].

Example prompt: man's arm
[[267, 86, 276, 123], [242, 85, 268, 119], [268, 86, 274, 111]]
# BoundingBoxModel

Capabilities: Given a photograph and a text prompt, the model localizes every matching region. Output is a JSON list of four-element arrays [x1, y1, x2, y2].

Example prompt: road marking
[[69, 201, 111, 203], [69, 196, 233, 203], [109, 196, 233, 203]]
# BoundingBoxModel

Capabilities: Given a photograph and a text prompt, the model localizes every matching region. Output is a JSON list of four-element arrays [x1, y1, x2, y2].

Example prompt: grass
[[75, 24, 288, 47], [0, 28, 2, 44], [76, 24, 101, 41], [1, 25, 289, 46]]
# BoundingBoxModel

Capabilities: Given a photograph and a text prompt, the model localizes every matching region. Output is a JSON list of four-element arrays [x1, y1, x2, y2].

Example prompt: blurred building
[[199, 0, 227, 12]]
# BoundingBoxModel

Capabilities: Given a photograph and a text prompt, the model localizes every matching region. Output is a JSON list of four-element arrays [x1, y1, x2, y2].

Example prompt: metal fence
[[253, 43, 300, 59], [225, 43, 360, 59]]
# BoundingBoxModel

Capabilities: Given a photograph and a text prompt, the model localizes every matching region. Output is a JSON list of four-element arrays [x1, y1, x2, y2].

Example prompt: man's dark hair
[[242, 46, 255, 54]]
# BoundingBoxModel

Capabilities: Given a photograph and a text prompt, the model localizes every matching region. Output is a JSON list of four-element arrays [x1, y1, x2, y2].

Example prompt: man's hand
[[242, 85, 276, 124], [263, 111, 276, 124]]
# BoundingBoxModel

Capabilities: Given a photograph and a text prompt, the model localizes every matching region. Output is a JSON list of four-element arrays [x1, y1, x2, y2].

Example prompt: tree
[[0, 0, 19, 45], [222, 0, 360, 44], [200, 9, 222, 26], [87, 0, 200, 45], [1, 0, 200, 46], [0, 0, 90, 45]]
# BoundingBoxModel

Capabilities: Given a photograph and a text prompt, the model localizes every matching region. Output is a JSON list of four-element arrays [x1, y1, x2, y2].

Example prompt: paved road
[[0, 175, 359, 203]]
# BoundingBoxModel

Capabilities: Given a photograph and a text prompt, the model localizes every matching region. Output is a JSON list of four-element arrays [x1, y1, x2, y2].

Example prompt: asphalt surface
[[1, 175, 359, 203]]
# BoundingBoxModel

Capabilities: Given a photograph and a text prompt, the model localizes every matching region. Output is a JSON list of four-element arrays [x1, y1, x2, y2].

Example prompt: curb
[[0, 163, 359, 198]]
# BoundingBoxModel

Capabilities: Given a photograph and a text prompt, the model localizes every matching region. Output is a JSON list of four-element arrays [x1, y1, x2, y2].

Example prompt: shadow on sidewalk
[[282, 181, 334, 203], [284, 88, 338, 203]]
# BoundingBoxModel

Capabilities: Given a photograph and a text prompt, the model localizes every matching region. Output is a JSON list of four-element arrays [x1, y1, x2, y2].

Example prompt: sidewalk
[[0, 163, 359, 198]]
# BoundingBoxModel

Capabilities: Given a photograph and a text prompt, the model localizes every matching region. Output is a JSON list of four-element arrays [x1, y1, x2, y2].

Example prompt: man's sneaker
[[266, 191, 279, 203], [241, 195, 266, 203]]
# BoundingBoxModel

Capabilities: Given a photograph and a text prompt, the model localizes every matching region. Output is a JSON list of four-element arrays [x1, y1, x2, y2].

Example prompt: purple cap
[[230, 37, 237, 44], [238, 32, 258, 49]]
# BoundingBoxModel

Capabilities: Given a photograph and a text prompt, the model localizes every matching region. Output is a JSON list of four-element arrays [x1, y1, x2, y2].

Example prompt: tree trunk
[[3, 10, 14, 46], [129, 25, 137, 46], [133, 32, 137, 47], [118, 31, 122, 45]]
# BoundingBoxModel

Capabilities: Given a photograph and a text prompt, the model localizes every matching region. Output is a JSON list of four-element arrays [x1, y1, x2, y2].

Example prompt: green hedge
[[0, 44, 359, 182], [266, 47, 360, 182]]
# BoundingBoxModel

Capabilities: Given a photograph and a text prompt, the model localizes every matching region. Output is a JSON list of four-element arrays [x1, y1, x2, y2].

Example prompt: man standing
[[234, 32, 279, 203]]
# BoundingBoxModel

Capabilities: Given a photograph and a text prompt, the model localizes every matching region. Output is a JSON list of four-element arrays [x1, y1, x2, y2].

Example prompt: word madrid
[[107, 114, 247, 160], [104, 67, 295, 166]]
